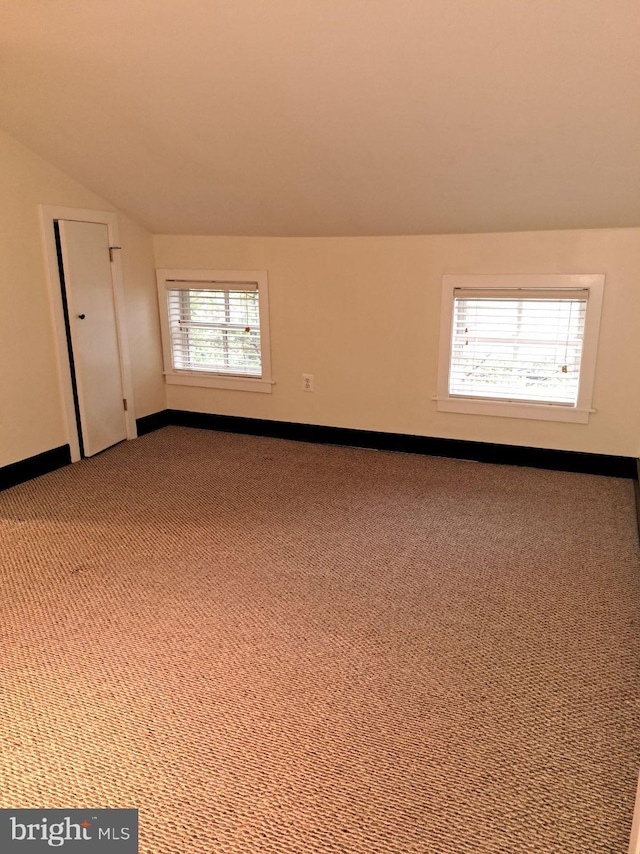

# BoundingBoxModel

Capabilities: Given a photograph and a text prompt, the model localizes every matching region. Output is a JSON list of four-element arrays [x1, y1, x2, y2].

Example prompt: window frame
[[436, 274, 605, 423], [156, 268, 273, 393]]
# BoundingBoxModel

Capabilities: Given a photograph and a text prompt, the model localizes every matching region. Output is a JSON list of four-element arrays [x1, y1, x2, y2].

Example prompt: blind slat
[[167, 280, 258, 292], [453, 289, 588, 301], [167, 287, 262, 377], [449, 295, 586, 405]]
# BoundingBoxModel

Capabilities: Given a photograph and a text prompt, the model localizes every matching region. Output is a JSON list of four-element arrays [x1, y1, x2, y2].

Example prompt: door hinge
[[109, 246, 122, 262], [123, 398, 128, 411]]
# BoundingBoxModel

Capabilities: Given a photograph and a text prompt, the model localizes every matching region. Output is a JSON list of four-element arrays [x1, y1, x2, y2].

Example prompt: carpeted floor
[[1, 426, 640, 852]]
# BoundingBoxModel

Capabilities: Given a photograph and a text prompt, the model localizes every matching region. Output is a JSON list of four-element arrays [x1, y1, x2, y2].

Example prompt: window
[[436, 275, 604, 423], [156, 269, 272, 392]]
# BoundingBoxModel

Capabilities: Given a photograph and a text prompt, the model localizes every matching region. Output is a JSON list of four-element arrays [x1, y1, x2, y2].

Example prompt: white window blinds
[[166, 283, 262, 377], [449, 289, 588, 405]]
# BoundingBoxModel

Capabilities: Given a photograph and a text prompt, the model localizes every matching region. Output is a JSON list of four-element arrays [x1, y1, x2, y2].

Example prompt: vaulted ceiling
[[1, 1, 639, 236]]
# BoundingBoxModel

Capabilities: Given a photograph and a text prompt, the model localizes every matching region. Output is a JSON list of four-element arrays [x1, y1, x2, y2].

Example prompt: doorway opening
[[53, 220, 85, 458]]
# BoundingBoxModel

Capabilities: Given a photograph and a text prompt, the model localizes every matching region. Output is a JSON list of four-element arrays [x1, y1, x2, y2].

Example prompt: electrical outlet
[[302, 373, 314, 392]]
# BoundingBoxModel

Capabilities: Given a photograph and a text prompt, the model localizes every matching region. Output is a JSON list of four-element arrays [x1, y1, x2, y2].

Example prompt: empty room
[[2, 1, 640, 851]]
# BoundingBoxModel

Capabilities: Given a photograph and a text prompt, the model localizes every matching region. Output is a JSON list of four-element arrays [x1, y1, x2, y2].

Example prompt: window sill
[[165, 373, 273, 393], [435, 396, 593, 423]]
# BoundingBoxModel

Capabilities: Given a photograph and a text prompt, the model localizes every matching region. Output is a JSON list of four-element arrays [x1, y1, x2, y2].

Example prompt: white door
[[57, 220, 127, 457]]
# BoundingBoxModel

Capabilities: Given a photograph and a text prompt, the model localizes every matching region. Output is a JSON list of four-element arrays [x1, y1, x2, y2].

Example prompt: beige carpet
[[1, 426, 640, 853]]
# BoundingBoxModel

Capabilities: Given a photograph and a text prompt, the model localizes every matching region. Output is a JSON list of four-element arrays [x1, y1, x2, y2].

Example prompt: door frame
[[629, 772, 640, 854], [39, 206, 137, 462]]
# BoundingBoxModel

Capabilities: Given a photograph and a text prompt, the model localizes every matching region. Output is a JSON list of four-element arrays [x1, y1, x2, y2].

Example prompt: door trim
[[629, 772, 640, 854], [39, 206, 137, 462]]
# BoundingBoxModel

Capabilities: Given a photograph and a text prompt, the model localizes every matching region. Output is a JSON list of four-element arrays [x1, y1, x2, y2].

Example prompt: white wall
[[0, 129, 164, 468], [154, 229, 640, 457], [4, 120, 637, 465], [118, 215, 165, 421]]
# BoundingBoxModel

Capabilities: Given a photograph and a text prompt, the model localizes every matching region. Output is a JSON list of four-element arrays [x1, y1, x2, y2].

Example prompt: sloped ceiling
[[1, 0, 639, 236]]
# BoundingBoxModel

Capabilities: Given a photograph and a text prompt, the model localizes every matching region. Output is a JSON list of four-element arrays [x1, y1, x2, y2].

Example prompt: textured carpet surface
[[1, 426, 640, 853]]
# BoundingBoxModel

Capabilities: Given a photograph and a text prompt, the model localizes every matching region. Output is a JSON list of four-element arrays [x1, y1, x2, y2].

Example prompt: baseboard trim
[[158, 410, 637, 479], [136, 410, 172, 436], [3, 416, 634, 492], [0, 445, 72, 492]]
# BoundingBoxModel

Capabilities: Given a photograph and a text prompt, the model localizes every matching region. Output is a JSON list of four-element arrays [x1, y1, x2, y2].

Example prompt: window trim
[[436, 274, 605, 423], [156, 268, 273, 393]]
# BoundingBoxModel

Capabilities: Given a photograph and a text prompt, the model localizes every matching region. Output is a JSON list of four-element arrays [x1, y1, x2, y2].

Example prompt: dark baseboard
[[136, 410, 172, 436], [2, 415, 635, 493], [0, 445, 71, 493], [161, 410, 637, 479]]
